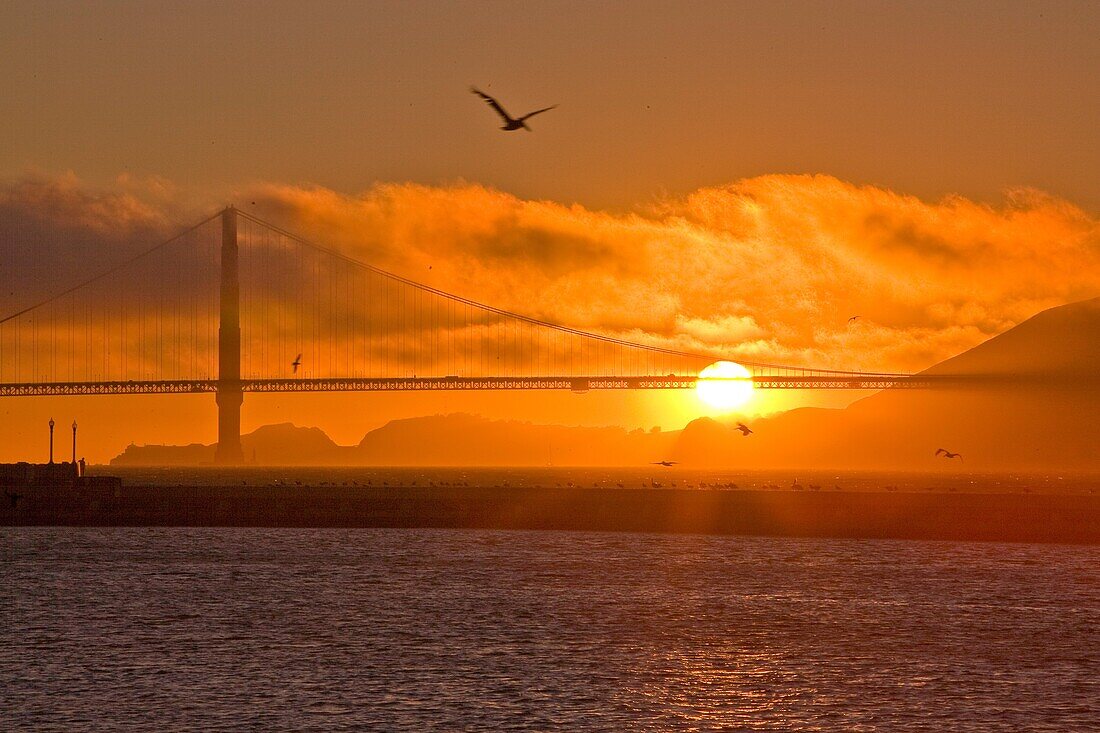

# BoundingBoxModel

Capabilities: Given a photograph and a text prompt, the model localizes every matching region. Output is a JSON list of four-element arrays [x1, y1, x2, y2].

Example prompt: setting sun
[[696, 361, 755, 410]]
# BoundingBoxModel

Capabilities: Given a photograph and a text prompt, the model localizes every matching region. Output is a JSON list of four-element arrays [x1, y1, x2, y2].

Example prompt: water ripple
[[2, 528, 1097, 731]]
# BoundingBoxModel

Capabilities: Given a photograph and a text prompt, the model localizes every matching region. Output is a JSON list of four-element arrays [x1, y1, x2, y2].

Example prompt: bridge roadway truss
[[0, 374, 975, 397]]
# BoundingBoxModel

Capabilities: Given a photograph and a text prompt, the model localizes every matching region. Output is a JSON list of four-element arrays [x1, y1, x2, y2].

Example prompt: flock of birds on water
[[7, 479, 1084, 503], [115, 476, 1060, 496], [244, 479, 914, 492]]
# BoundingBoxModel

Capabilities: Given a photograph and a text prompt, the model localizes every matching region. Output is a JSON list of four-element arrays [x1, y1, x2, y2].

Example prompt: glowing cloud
[[248, 175, 1099, 372], [3, 173, 1098, 376]]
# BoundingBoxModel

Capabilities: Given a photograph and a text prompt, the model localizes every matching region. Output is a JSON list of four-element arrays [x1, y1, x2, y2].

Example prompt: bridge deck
[[0, 374, 975, 396]]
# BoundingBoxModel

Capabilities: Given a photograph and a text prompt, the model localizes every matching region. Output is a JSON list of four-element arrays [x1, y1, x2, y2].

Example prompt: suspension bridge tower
[[214, 206, 244, 464]]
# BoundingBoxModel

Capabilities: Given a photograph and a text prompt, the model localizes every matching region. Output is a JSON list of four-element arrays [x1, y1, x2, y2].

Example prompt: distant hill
[[112, 422, 343, 466], [111, 415, 676, 467], [111, 299, 1098, 470], [356, 413, 675, 466], [673, 297, 1100, 470], [112, 441, 216, 466]]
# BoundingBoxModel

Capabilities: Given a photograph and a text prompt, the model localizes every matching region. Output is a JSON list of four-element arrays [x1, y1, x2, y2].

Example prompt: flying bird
[[736, 422, 753, 436], [651, 460, 678, 467], [471, 87, 558, 131], [847, 315, 861, 325], [935, 448, 963, 461], [291, 354, 302, 374]]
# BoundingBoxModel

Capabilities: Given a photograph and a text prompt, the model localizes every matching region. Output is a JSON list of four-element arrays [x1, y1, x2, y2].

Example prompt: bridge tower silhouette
[[216, 207, 243, 464]]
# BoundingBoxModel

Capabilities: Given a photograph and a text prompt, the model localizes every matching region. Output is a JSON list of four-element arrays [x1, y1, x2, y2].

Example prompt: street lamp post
[[72, 420, 78, 464], [48, 417, 55, 464]]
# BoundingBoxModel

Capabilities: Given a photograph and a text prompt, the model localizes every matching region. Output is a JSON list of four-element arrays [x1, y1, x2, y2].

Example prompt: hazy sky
[[3, 1, 1099, 210], [1, 1, 1099, 462]]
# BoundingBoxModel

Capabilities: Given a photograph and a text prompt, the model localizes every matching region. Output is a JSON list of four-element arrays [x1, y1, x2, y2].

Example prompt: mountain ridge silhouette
[[111, 298, 1099, 469]]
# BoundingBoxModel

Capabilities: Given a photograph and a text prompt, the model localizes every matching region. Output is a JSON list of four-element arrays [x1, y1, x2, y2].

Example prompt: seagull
[[291, 354, 302, 374], [651, 460, 678, 467], [471, 87, 558, 131], [935, 448, 963, 461], [847, 315, 861, 325], [736, 422, 753, 436]]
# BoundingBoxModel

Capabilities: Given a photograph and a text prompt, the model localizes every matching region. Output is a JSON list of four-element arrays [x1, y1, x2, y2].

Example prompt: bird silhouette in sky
[[291, 354, 302, 374], [736, 422, 753, 436], [935, 448, 963, 461], [471, 87, 558, 131], [651, 460, 678, 467], [848, 315, 861, 325]]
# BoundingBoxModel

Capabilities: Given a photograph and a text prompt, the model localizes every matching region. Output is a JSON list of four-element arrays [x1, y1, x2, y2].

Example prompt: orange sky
[[1, 2, 1099, 462], [3, 2, 1099, 209]]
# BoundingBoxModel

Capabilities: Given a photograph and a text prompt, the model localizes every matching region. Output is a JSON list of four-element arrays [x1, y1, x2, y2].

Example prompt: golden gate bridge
[[1, 208, 959, 462]]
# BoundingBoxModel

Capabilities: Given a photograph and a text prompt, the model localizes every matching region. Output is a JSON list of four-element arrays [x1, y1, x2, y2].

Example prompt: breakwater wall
[[4, 484, 1098, 544]]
